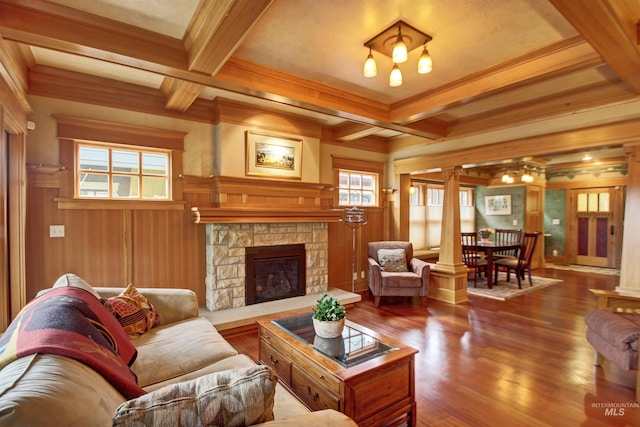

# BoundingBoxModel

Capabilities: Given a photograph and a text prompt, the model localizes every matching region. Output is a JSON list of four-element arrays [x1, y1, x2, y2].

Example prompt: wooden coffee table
[[258, 312, 418, 427]]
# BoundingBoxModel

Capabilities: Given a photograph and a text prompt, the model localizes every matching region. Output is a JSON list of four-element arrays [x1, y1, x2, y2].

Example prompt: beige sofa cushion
[[132, 316, 238, 388], [113, 365, 276, 427], [0, 354, 125, 427]]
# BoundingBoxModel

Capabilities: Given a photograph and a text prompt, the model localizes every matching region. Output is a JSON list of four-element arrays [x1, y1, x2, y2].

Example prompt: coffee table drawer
[[259, 339, 291, 384], [291, 365, 340, 412]]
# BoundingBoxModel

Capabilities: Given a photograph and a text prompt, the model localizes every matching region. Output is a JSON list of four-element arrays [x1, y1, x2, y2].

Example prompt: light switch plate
[[49, 225, 65, 238]]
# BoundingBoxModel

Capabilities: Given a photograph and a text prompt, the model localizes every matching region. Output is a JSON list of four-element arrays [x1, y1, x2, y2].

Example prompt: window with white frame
[[338, 170, 378, 207], [409, 183, 476, 249], [77, 143, 170, 200]]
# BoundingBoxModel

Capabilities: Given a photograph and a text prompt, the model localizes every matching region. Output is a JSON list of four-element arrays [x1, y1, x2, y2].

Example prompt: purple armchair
[[367, 241, 430, 307]]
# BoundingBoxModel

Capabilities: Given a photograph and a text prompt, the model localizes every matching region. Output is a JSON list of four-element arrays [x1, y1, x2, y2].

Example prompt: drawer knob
[[269, 354, 279, 366], [306, 386, 319, 401]]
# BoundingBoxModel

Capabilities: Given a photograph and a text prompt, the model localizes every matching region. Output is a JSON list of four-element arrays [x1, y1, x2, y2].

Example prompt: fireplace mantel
[[192, 207, 342, 223], [186, 175, 342, 224]]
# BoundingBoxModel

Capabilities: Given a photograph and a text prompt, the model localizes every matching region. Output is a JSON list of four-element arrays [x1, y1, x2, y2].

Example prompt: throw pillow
[[112, 365, 277, 427], [104, 284, 159, 337], [377, 248, 408, 272]]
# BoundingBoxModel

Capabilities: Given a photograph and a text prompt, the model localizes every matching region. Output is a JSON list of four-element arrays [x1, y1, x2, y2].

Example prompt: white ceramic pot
[[312, 317, 345, 338]]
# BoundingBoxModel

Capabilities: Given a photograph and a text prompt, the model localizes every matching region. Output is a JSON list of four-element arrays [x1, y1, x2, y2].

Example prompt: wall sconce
[[363, 20, 433, 87], [409, 184, 416, 194]]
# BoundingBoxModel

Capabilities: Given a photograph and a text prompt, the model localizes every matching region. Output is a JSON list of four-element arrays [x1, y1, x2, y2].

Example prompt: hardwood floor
[[226, 267, 640, 426]]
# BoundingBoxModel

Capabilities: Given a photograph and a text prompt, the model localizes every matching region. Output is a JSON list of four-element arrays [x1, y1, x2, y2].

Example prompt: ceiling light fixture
[[363, 20, 433, 87], [582, 153, 593, 161], [392, 26, 408, 63], [363, 46, 377, 78], [521, 166, 534, 183], [418, 45, 433, 74], [521, 172, 534, 183], [390, 63, 403, 87], [501, 171, 512, 183]]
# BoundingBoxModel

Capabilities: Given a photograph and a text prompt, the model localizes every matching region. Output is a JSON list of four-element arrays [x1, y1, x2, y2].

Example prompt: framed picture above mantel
[[245, 131, 302, 179], [485, 194, 512, 215]]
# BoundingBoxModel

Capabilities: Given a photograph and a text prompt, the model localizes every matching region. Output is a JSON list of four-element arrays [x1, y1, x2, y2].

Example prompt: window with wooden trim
[[338, 170, 378, 207], [55, 115, 185, 209], [77, 143, 170, 199]]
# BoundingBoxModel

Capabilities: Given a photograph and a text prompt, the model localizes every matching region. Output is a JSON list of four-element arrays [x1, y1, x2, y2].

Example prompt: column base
[[428, 263, 469, 304]]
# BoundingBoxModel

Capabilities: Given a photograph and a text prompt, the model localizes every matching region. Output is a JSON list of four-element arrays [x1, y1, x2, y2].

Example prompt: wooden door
[[525, 185, 544, 268], [570, 188, 623, 268]]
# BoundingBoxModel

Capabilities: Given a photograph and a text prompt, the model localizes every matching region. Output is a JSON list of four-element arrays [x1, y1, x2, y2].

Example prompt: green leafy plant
[[312, 294, 346, 321]]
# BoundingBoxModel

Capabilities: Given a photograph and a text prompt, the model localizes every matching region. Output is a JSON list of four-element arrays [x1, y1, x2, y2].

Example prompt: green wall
[[544, 189, 566, 256], [475, 186, 525, 230]]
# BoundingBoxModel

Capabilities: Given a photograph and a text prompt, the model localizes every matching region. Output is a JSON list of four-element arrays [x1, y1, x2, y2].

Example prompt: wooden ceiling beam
[[185, 0, 272, 75], [390, 36, 602, 123], [160, 77, 204, 113], [0, 0, 188, 72], [549, 0, 640, 93], [28, 66, 217, 123], [448, 80, 638, 139], [394, 119, 640, 174], [329, 122, 383, 141]]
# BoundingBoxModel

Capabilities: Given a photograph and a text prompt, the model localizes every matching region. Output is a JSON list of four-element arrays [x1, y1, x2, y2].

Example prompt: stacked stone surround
[[205, 222, 329, 311]]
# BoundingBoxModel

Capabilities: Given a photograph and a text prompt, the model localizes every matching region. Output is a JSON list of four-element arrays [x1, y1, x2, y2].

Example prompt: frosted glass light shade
[[392, 36, 408, 64], [363, 52, 377, 78], [418, 47, 432, 74], [389, 63, 402, 87]]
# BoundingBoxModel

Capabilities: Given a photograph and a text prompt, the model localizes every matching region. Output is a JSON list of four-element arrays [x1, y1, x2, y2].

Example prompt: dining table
[[462, 241, 522, 288]]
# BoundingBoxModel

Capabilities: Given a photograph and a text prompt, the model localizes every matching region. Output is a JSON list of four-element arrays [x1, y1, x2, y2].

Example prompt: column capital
[[441, 165, 463, 181]]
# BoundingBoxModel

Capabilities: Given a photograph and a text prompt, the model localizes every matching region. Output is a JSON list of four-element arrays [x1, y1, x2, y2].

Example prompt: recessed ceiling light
[[582, 154, 593, 161]]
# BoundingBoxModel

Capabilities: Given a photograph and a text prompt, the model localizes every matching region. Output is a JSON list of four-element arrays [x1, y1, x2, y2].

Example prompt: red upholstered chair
[[367, 241, 430, 307]]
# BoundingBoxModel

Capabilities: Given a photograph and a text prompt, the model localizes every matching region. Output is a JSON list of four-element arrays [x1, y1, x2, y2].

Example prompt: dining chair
[[461, 232, 488, 287], [493, 228, 523, 259], [493, 232, 540, 288]]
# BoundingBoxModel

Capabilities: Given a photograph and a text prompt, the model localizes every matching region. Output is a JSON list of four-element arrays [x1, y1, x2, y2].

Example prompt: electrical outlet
[[49, 225, 65, 238]]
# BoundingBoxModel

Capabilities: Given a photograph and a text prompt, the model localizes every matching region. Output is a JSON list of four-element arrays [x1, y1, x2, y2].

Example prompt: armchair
[[367, 241, 430, 307]]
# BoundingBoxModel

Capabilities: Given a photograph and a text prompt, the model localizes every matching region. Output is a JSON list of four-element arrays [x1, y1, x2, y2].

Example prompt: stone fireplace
[[205, 222, 328, 311]]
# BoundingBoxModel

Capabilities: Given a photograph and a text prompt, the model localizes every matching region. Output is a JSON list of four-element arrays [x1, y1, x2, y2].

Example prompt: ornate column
[[617, 143, 640, 294], [429, 166, 469, 303]]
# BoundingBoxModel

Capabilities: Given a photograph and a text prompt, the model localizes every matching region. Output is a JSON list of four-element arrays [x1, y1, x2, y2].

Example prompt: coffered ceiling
[[1, 0, 639, 170]]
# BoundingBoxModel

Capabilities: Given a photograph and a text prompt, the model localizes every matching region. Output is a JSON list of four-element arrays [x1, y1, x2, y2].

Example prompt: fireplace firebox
[[245, 244, 306, 305]]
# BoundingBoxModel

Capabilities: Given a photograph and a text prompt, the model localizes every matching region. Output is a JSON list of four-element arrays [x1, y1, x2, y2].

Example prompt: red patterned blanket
[[0, 287, 146, 399]]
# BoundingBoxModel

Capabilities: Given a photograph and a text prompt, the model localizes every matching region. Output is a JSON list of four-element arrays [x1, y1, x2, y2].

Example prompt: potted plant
[[312, 294, 346, 338], [478, 227, 494, 243]]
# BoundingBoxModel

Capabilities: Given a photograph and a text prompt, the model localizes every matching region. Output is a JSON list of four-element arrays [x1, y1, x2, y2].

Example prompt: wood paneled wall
[[26, 176, 205, 305], [328, 207, 385, 293]]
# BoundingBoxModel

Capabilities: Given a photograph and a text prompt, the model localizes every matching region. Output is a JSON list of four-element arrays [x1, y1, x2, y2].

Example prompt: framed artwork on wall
[[245, 131, 302, 179], [485, 194, 511, 215]]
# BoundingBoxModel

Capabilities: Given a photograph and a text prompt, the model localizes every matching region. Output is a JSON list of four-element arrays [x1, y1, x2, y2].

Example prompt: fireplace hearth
[[245, 244, 306, 305]]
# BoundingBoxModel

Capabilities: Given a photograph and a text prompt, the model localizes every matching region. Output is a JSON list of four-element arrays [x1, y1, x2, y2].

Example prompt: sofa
[[584, 288, 640, 402], [0, 273, 356, 426]]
